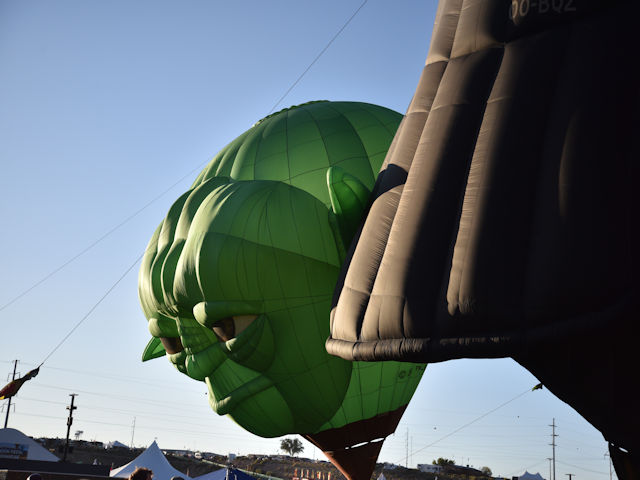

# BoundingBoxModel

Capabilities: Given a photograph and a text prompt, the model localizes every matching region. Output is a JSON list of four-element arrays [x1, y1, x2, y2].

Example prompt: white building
[[417, 464, 443, 473]]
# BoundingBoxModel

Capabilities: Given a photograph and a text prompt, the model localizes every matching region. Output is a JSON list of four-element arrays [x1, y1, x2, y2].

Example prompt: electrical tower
[[131, 416, 136, 449], [405, 428, 409, 468], [549, 418, 558, 480]]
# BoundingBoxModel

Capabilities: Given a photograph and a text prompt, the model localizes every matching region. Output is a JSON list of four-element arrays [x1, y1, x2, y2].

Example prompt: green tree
[[480, 466, 492, 476], [432, 457, 454, 466], [280, 438, 304, 457]]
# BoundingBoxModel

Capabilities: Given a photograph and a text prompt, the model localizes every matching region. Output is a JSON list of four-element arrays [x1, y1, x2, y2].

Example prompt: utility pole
[[549, 418, 558, 480], [405, 428, 409, 468], [3, 360, 18, 428], [565, 474, 574, 480], [63, 394, 77, 462], [547, 457, 552, 480], [604, 452, 613, 480]]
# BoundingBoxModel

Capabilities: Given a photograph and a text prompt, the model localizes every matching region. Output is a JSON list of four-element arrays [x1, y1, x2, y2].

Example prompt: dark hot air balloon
[[326, 2, 639, 477]]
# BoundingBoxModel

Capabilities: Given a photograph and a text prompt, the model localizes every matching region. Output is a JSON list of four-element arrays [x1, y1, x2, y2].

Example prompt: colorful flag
[[0, 367, 40, 400]]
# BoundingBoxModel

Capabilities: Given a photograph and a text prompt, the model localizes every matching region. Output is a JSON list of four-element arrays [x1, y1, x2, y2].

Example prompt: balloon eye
[[212, 317, 235, 342], [159, 336, 184, 354], [212, 315, 258, 342]]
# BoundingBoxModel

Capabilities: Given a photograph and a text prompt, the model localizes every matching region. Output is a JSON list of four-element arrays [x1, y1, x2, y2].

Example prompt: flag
[[0, 367, 40, 400]]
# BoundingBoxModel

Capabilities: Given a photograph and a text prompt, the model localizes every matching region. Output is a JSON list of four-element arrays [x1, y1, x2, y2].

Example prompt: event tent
[[0, 428, 59, 461], [518, 473, 544, 480], [110, 441, 190, 480], [107, 441, 130, 449]]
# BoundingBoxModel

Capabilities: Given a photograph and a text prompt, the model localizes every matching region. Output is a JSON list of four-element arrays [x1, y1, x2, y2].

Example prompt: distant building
[[417, 464, 443, 473], [197, 452, 214, 460]]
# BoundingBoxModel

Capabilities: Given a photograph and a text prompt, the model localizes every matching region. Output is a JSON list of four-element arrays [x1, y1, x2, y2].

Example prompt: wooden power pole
[[63, 394, 78, 461]]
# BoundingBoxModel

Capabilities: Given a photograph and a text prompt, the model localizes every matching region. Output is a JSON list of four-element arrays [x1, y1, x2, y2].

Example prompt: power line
[[17, 396, 215, 426], [23, 382, 204, 410], [10, 411, 258, 440], [557, 459, 609, 475], [267, 0, 368, 115], [10, 409, 281, 447], [39, 252, 144, 365], [13, 395, 262, 440], [5, 361, 197, 391], [0, 160, 207, 314], [397, 387, 533, 464]]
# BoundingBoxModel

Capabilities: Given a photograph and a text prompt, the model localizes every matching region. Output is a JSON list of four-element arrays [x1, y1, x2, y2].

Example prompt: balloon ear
[[327, 166, 371, 248], [142, 337, 166, 361]]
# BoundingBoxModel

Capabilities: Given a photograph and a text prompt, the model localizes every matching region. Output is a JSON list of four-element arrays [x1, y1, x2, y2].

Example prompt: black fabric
[[327, 0, 639, 469]]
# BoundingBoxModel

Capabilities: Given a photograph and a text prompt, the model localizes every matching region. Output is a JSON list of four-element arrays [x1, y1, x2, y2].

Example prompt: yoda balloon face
[[139, 102, 425, 447]]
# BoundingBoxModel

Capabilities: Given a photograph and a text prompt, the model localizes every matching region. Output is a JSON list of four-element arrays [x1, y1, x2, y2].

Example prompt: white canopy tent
[[107, 441, 130, 449], [519, 472, 545, 480], [110, 441, 191, 480], [0, 428, 59, 461]]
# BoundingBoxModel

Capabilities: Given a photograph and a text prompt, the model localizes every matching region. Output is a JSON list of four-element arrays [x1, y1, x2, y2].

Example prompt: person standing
[[129, 467, 153, 480]]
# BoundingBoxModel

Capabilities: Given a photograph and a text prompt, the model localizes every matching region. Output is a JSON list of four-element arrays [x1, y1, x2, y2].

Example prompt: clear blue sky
[[0, 2, 615, 479]]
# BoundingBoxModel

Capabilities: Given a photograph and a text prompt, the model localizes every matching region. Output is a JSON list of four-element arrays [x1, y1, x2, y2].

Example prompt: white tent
[[107, 441, 130, 449], [0, 428, 59, 462], [519, 472, 545, 480], [110, 441, 191, 480]]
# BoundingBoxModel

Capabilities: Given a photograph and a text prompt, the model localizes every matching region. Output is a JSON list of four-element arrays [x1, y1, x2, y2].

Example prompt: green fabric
[[138, 101, 425, 437]]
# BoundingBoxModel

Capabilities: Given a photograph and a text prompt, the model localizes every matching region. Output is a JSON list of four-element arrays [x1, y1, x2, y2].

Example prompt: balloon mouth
[[212, 314, 259, 342], [207, 374, 274, 415], [303, 406, 408, 480], [201, 311, 277, 416]]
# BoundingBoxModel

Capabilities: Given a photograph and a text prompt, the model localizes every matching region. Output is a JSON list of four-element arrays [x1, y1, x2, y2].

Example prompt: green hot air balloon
[[138, 101, 426, 480]]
